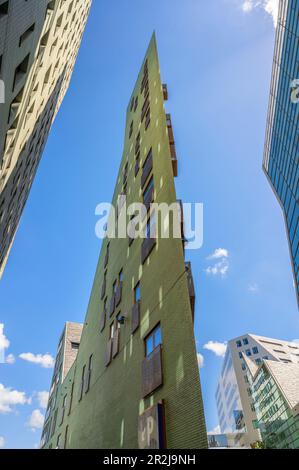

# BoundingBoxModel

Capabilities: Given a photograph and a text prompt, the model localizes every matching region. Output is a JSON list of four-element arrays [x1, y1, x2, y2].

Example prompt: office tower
[[263, 0, 299, 305], [216, 333, 299, 447], [40, 34, 207, 450], [247, 359, 299, 448], [0, 0, 92, 276]]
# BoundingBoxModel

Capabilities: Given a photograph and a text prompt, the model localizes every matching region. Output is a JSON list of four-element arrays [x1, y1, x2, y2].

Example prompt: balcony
[[131, 301, 140, 333], [185, 262, 195, 322], [166, 114, 178, 177], [100, 277, 106, 299], [115, 281, 122, 307], [162, 84, 168, 101], [141, 150, 153, 188], [141, 234, 156, 265], [142, 345, 163, 398], [104, 339, 112, 367], [109, 294, 115, 317], [99, 308, 106, 332]]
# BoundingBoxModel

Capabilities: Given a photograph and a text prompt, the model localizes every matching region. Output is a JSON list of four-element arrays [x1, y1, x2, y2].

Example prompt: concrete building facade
[[0, 0, 92, 276], [263, 0, 299, 305], [216, 333, 299, 447], [249, 360, 299, 448], [41, 35, 207, 449]]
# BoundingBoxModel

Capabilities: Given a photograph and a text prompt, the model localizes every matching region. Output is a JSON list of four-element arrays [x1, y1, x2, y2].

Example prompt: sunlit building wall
[[0, 0, 92, 276]]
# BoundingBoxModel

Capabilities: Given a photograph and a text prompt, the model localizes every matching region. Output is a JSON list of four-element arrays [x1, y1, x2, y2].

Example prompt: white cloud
[[5, 354, 16, 364], [206, 249, 229, 278], [240, 0, 279, 27], [203, 341, 227, 358], [19, 352, 54, 369], [205, 258, 229, 278], [26, 409, 44, 431], [0, 383, 30, 414], [36, 391, 49, 409], [0, 324, 10, 351], [208, 424, 221, 435], [248, 283, 259, 293], [197, 352, 204, 368], [207, 248, 229, 259], [242, 0, 254, 12], [0, 436, 5, 448]]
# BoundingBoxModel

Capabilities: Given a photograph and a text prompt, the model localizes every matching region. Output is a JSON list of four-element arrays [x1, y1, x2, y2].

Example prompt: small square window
[[243, 338, 249, 346], [246, 349, 252, 357], [252, 346, 258, 354]]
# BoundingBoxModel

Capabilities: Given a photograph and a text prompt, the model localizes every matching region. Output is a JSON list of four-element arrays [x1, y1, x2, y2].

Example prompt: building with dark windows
[[40, 34, 207, 449], [216, 333, 299, 447], [263, 0, 299, 305], [0, 0, 92, 277]]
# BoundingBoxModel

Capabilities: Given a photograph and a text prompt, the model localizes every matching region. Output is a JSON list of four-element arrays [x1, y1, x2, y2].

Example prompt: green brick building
[[41, 34, 207, 450]]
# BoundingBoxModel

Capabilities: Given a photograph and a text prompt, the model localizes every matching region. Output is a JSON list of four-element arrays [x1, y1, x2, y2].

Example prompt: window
[[13, 54, 30, 91], [146, 212, 156, 239], [244, 375, 249, 383], [242, 338, 249, 345], [145, 324, 162, 357], [252, 419, 259, 430], [241, 363, 246, 371], [134, 282, 140, 303], [109, 322, 115, 340], [143, 177, 154, 207], [19, 23, 35, 47], [56, 434, 62, 449], [255, 358, 262, 365], [85, 354, 93, 393], [239, 352, 243, 359], [236, 340, 242, 348], [71, 342, 79, 350], [252, 346, 258, 354], [0, 1, 9, 17], [245, 349, 252, 357], [60, 394, 67, 425], [79, 365, 85, 401]]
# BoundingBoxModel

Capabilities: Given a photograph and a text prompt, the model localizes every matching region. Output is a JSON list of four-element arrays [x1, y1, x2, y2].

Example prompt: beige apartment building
[[0, 0, 92, 276]]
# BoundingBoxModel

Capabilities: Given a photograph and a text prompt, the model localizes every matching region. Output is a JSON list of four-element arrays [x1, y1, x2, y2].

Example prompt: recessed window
[[236, 340, 242, 348], [243, 338, 249, 346], [145, 324, 162, 357], [134, 282, 140, 303], [252, 346, 258, 354], [19, 23, 35, 47], [245, 349, 252, 357], [71, 342, 79, 350], [0, 1, 9, 18], [13, 54, 30, 91]]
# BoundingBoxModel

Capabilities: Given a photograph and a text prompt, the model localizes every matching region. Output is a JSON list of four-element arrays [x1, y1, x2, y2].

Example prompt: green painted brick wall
[[44, 33, 207, 450]]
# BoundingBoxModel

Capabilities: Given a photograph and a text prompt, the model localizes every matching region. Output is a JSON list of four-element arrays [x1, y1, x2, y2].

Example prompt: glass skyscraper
[[263, 0, 299, 306]]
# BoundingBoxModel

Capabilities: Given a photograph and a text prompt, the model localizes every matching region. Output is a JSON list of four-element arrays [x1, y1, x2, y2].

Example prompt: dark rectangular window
[[0, 1, 9, 17], [71, 342, 79, 350]]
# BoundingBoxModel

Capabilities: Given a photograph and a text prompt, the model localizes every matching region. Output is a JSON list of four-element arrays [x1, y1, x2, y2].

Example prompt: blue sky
[[1, 0, 298, 449]]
